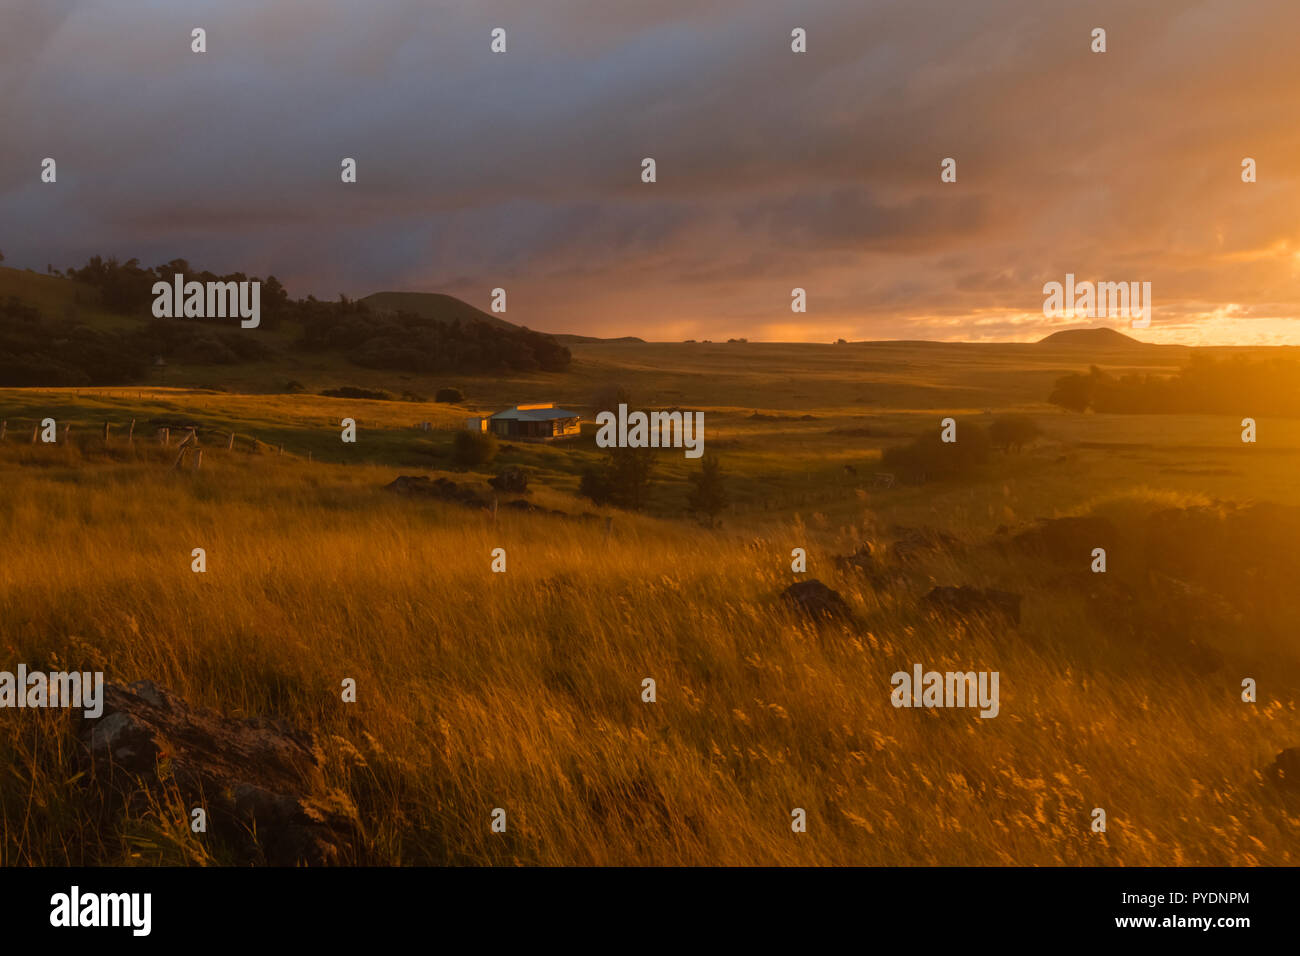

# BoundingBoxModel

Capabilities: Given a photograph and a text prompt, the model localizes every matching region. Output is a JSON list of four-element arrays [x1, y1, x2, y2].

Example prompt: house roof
[[489, 404, 582, 422]]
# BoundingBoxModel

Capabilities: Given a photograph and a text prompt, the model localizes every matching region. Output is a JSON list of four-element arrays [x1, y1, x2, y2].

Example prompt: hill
[[553, 333, 646, 344], [1037, 326, 1149, 347], [360, 292, 519, 331]]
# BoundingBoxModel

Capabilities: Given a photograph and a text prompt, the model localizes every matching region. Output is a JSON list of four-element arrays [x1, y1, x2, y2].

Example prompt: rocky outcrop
[[923, 586, 1022, 626], [384, 475, 487, 509], [889, 525, 962, 563], [80, 680, 361, 866]]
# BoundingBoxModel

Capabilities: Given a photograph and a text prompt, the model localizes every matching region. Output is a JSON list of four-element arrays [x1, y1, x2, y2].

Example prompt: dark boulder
[[781, 580, 852, 621]]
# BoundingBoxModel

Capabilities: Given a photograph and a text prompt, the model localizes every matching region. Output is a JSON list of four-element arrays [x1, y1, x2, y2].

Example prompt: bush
[[880, 423, 990, 481], [452, 429, 497, 467], [436, 387, 464, 403], [489, 466, 529, 494], [284, 380, 306, 393], [988, 414, 1041, 453], [579, 446, 655, 510], [687, 454, 727, 525], [578, 466, 613, 505]]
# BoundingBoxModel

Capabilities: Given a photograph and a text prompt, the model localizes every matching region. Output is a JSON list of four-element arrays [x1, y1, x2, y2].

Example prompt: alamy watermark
[[1042, 273, 1151, 329], [152, 273, 261, 328], [0, 665, 103, 718], [891, 663, 999, 718], [595, 404, 704, 458], [50, 886, 151, 936]]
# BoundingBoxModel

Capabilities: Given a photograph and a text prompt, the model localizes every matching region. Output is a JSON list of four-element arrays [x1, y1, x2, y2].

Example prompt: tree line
[[0, 255, 570, 386], [1049, 355, 1300, 415]]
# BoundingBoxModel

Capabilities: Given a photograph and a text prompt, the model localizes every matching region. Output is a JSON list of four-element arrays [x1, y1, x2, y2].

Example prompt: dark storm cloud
[[1, 0, 1297, 342]]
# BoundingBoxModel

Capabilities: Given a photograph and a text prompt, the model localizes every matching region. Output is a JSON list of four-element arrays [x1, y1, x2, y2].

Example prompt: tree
[[1048, 372, 1091, 412], [436, 387, 465, 403], [606, 445, 655, 510], [590, 382, 631, 414], [579, 445, 655, 510], [578, 465, 613, 505], [687, 454, 727, 525]]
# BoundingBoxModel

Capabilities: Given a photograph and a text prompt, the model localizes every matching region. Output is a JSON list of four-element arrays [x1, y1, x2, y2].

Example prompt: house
[[466, 403, 582, 441]]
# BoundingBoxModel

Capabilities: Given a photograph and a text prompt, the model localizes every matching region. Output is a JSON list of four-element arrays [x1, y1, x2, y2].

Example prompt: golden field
[[2, 341, 1299, 866]]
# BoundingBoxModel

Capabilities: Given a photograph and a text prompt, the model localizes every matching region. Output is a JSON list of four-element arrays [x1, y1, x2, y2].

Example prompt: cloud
[[1, 0, 1297, 343]]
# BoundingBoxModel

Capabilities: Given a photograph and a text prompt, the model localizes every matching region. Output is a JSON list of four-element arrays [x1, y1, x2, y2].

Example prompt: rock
[[1269, 747, 1300, 791], [923, 586, 1022, 626], [384, 475, 487, 509], [833, 544, 877, 575], [488, 466, 529, 494], [80, 680, 361, 866], [780, 580, 852, 621], [889, 525, 961, 563]]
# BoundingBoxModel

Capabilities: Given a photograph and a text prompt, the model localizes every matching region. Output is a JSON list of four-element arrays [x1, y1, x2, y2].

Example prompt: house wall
[[488, 414, 581, 440]]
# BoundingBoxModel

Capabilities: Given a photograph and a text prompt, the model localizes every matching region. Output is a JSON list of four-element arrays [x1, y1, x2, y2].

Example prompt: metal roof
[[489, 405, 582, 422]]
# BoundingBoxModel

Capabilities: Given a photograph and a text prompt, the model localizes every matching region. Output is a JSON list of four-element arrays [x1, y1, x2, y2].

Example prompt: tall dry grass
[[1, 441, 1297, 865]]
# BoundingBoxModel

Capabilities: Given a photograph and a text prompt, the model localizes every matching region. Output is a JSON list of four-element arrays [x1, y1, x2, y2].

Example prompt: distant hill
[[360, 292, 518, 331], [554, 333, 646, 344], [362, 291, 646, 343], [1037, 327, 1149, 347]]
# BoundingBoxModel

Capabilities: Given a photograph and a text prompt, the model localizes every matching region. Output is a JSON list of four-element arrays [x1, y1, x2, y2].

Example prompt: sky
[[2, 0, 1298, 344]]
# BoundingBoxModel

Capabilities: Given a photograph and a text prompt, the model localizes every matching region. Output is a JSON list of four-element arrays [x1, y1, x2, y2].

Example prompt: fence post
[[30, 425, 38, 444], [227, 432, 235, 451], [194, 449, 202, 471], [169, 429, 197, 472], [278, 443, 284, 456], [128, 419, 135, 444], [161, 427, 170, 447], [0, 420, 6, 441], [103, 421, 111, 444], [64, 424, 73, 443]]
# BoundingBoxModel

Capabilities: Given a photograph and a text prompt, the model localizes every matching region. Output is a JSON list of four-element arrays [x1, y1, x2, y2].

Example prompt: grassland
[[2, 333, 1299, 866]]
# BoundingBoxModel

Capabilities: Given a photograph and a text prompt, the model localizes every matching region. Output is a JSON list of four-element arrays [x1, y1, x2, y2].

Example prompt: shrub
[[687, 454, 727, 525], [880, 423, 990, 481], [579, 446, 655, 510], [452, 429, 497, 467], [578, 466, 613, 505], [988, 414, 1041, 453], [435, 387, 464, 403]]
